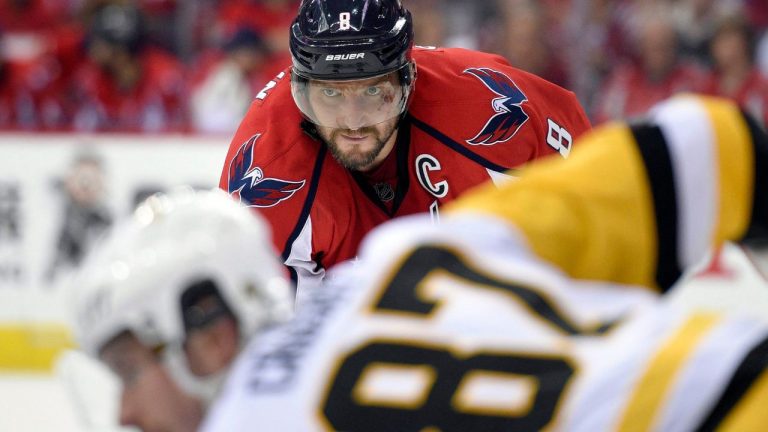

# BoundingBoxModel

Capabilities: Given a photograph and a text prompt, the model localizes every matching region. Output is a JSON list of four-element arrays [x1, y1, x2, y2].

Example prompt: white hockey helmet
[[70, 188, 293, 389]]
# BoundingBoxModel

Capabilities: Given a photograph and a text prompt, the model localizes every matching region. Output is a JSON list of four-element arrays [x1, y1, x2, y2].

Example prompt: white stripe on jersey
[[655, 317, 767, 431], [284, 215, 324, 299], [485, 168, 517, 186], [652, 98, 718, 269], [558, 305, 689, 432]]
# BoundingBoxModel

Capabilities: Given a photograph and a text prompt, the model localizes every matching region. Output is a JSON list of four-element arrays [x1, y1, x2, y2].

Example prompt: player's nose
[[339, 113, 369, 130], [336, 95, 371, 130], [339, 109, 370, 130]]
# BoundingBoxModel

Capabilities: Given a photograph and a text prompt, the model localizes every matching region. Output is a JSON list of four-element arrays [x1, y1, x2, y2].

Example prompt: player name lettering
[[325, 53, 365, 61]]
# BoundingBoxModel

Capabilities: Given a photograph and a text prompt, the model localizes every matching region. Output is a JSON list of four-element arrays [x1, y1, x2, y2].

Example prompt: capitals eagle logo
[[464, 67, 529, 146], [227, 134, 306, 208]]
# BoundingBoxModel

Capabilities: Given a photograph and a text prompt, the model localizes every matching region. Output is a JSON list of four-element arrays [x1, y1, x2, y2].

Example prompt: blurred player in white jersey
[[70, 189, 293, 432], [74, 95, 768, 431]]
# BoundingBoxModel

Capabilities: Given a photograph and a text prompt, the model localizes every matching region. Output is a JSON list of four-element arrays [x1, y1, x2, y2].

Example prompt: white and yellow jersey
[[202, 96, 768, 432]]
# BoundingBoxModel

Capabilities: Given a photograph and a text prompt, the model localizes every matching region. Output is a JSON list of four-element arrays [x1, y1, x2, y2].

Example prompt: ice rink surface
[[3, 243, 768, 432]]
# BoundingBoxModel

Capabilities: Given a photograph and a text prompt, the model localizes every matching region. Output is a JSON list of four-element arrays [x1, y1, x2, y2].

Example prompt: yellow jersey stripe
[[695, 333, 768, 431], [699, 99, 753, 245], [715, 369, 768, 432], [615, 314, 720, 432], [447, 124, 659, 289], [448, 96, 765, 292]]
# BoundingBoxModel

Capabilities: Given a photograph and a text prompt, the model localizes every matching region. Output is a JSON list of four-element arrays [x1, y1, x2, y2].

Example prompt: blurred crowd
[[0, 0, 767, 134]]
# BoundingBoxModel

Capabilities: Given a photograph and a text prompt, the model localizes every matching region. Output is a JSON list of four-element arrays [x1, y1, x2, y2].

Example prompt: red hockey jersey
[[219, 47, 591, 291]]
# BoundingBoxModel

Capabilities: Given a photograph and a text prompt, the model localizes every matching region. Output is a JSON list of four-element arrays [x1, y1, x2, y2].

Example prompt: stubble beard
[[321, 123, 398, 171]]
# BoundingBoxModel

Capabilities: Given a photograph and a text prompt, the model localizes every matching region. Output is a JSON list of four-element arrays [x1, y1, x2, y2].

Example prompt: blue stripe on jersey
[[409, 115, 512, 173]]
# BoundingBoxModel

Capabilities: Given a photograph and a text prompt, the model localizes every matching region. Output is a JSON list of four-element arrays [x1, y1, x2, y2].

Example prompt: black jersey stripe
[[282, 144, 327, 286], [742, 112, 768, 242], [694, 332, 768, 431], [376, 245, 618, 335], [630, 124, 681, 292], [408, 114, 512, 173]]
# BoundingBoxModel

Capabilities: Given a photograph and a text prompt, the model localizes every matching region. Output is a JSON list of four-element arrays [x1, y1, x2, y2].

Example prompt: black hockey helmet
[[289, 0, 416, 129], [289, 0, 414, 80]]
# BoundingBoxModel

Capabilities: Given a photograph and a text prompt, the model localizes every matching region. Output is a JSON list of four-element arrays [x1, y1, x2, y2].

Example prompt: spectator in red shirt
[[214, 0, 298, 52], [0, 53, 70, 130], [404, 0, 446, 48], [190, 28, 281, 134], [564, 0, 635, 119], [0, 29, 82, 130], [593, 7, 706, 123], [0, 54, 16, 129], [744, 0, 768, 30], [493, 0, 570, 89], [672, 0, 743, 63], [0, 0, 84, 130], [0, 0, 78, 32], [703, 14, 768, 127], [71, 4, 189, 132]]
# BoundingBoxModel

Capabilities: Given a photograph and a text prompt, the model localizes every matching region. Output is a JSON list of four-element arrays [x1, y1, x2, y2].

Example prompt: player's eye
[[322, 88, 341, 97], [365, 86, 381, 96]]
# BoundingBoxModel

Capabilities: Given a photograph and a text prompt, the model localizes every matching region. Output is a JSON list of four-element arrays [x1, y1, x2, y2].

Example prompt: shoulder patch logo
[[464, 67, 529, 146], [227, 134, 306, 208]]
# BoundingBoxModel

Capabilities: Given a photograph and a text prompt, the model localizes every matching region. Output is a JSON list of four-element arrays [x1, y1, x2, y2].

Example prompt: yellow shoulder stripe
[[448, 124, 658, 289], [448, 96, 756, 291]]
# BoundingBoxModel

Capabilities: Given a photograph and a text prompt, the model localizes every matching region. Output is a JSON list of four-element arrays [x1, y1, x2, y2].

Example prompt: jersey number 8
[[321, 246, 613, 431]]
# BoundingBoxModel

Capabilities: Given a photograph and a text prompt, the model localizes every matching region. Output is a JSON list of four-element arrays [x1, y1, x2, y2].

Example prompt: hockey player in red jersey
[[219, 0, 591, 292]]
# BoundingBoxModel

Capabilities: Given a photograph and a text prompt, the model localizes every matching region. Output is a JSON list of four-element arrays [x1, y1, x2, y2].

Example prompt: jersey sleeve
[[447, 95, 768, 292], [408, 48, 591, 171], [471, 56, 593, 162], [496, 62, 591, 161]]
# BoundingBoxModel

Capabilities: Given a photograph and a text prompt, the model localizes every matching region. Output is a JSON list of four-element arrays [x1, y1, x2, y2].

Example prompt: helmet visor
[[291, 65, 413, 130]]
